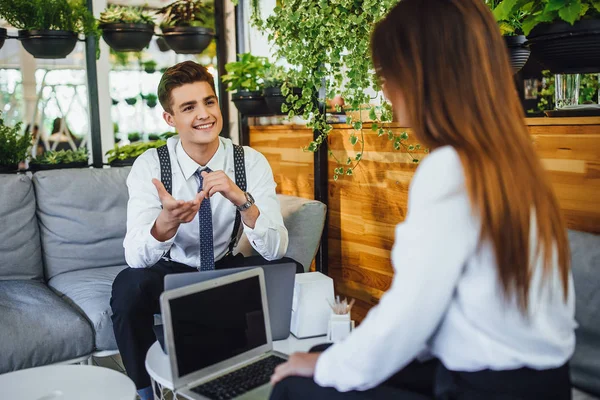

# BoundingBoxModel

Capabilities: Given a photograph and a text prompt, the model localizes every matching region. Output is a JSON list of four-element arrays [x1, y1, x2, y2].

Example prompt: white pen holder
[[327, 312, 355, 343]]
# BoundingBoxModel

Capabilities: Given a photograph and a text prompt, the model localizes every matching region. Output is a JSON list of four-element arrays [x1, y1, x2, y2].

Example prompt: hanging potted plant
[[497, 0, 600, 74], [128, 132, 141, 142], [0, 27, 7, 51], [144, 93, 158, 108], [0, 113, 30, 173], [98, 5, 155, 52], [125, 96, 138, 106], [222, 53, 271, 116], [157, 0, 214, 54], [142, 60, 157, 74], [262, 65, 306, 115], [486, 0, 531, 73], [0, 0, 99, 59], [29, 148, 89, 171]]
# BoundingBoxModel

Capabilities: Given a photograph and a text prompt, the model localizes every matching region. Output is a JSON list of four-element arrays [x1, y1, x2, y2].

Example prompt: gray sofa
[[0, 168, 327, 373]]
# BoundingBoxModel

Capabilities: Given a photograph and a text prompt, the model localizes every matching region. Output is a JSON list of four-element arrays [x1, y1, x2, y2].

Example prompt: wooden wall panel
[[249, 125, 315, 199], [250, 118, 600, 323]]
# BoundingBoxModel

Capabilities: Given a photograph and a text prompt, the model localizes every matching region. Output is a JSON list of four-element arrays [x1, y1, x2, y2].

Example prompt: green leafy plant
[[125, 96, 138, 106], [485, 0, 529, 35], [160, 130, 178, 139], [0, 113, 29, 166], [580, 73, 599, 103], [535, 71, 599, 112], [493, 0, 600, 36], [145, 93, 158, 108], [148, 133, 160, 141], [106, 140, 166, 163], [142, 60, 157, 74], [263, 64, 288, 89], [98, 4, 155, 25], [30, 148, 88, 165], [128, 132, 141, 142], [222, 53, 271, 92], [157, 0, 213, 28]]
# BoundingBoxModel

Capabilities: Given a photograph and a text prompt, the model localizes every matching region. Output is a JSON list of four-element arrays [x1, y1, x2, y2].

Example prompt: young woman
[[269, 0, 576, 399]]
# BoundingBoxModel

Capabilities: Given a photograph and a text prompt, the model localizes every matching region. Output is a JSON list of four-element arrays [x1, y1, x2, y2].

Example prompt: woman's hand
[[270, 352, 321, 385]]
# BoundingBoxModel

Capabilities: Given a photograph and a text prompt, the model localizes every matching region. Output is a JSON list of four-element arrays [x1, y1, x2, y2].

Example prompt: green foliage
[[125, 96, 138, 106], [263, 64, 288, 89], [252, 0, 400, 156], [144, 93, 158, 108], [160, 130, 178, 139], [148, 133, 160, 141], [493, 0, 600, 36], [99, 4, 154, 25], [30, 148, 88, 165], [106, 140, 166, 163], [142, 60, 157, 73], [157, 0, 213, 28], [535, 71, 599, 112], [0, 113, 29, 165], [128, 132, 141, 142], [485, 0, 529, 35], [222, 53, 271, 92], [0, 0, 98, 35], [580, 73, 599, 103]]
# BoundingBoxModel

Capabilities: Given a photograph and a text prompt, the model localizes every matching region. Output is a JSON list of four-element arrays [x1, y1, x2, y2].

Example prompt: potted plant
[[144, 93, 158, 108], [160, 130, 177, 139], [148, 133, 160, 141], [142, 60, 157, 74], [0, 27, 7, 51], [106, 140, 166, 167], [98, 5, 155, 52], [128, 132, 141, 142], [222, 53, 271, 116], [261, 65, 305, 115], [0, 0, 99, 59], [157, 0, 214, 54], [496, 0, 600, 74], [486, 0, 531, 73], [0, 113, 29, 173], [125, 96, 138, 106], [29, 148, 89, 171]]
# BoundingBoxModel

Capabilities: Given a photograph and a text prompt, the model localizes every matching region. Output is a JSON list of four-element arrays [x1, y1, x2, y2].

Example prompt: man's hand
[[151, 178, 203, 242], [200, 170, 246, 207], [270, 352, 321, 385]]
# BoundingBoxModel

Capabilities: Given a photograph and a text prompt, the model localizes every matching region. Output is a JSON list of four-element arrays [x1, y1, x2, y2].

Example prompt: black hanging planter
[[0, 28, 7, 51], [161, 27, 214, 54], [110, 157, 137, 167], [99, 23, 155, 52], [504, 35, 530, 74], [18, 30, 78, 59], [156, 36, 170, 52], [232, 91, 271, 116], [264, 86, 303, 115], [527, 19, 600, 74]]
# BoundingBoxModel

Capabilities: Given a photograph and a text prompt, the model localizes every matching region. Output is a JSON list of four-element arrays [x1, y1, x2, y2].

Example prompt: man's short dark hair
[[157, 61, 216, 114]]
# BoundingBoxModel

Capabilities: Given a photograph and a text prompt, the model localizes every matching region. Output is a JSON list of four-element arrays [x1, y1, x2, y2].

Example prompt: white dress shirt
[[314, 146, 576, 392], [123, 136, 289, 269]]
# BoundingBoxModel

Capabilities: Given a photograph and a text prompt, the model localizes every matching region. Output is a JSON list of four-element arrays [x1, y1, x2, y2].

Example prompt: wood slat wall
[[250, 118, 600, 323]]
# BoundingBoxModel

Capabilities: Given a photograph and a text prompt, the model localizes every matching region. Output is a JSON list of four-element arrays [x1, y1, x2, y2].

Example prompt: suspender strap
[[229, 144, 247, 255], [157, 145, 172, 195], [157, 143, 247, 257]]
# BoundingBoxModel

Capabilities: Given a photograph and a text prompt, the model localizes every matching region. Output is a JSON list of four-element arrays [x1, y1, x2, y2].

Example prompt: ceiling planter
[[0, 28, 6, 51], [18, 30, 78, 59], [98, 5, 156, 52], [100, 23, 155, 52], [504, 35, 530, 74], [232, 91, 271, 116], [161, 26, 213, 54], [527, 19, 600, 74]]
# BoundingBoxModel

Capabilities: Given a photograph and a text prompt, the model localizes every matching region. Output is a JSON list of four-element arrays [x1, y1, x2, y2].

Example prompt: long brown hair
[[371, 0, 570, 310]]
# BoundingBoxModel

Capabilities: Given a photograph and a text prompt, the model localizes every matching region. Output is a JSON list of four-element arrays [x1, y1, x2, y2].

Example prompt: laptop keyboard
[[190, 355, 287, 400]]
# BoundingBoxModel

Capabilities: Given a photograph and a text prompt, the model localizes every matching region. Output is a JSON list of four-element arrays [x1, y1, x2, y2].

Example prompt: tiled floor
[[91, 354, 175, 400]]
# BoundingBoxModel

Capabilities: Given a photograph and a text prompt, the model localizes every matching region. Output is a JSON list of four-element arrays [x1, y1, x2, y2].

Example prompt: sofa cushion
[[0, 174, 43, 280], [235, 194, 326, 271], [569, 230, 600, 396], [0, 280, 94, 373], [48, 265, 128, 351], [33, 167, 131, 280]]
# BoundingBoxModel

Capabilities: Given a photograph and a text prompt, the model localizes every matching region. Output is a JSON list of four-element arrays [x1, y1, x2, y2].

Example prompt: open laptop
[[164, 262, 297, 341], [160, 268, 288, 400]]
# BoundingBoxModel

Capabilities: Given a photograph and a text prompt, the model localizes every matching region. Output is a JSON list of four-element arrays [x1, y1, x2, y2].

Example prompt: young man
[[111, 61, 293, 400]]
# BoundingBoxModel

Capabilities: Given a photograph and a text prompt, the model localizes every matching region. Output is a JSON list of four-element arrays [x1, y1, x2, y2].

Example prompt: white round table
[[145, 335, 328, 399], [0, 364, 136, 400]]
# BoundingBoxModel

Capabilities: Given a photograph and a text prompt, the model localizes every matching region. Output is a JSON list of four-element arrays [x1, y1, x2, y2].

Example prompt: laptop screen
[[168, 275, 268, 378]]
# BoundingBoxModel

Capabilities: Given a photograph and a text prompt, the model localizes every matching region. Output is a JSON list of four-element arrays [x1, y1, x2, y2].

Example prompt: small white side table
[[0, 364, 136, 400], [145, 335, 328, 400]]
